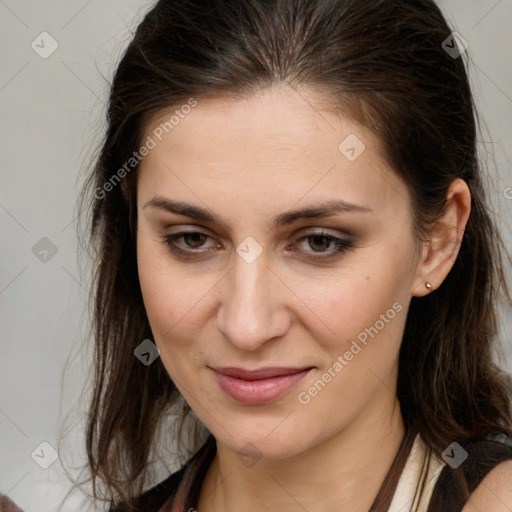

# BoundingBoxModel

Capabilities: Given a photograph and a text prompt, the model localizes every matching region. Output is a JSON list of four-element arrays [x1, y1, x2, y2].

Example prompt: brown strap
[[164, 434, 217, 511], [369, 426, 418, 512], [109, 434, 217, 511], [164, 428, 417, 512], [131, 428, 417, 511]]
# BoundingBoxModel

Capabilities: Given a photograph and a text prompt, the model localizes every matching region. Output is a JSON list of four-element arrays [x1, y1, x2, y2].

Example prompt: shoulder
[[428, 436, 512, 512], [462, 459, 512, 512]]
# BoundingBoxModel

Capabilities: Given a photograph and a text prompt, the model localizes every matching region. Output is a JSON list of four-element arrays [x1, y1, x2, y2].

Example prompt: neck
[[197, 386, 406, 512]]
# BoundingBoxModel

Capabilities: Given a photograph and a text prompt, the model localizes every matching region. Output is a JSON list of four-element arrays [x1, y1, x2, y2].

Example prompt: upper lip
[[210, 366, 313, 380]]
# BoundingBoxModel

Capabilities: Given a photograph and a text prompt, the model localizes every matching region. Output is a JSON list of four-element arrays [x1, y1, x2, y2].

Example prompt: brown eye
[[307, 235, 332, 252], [161, 230, 220, 259], [182, 232, 208, 248], [294, 231, 355, 261]]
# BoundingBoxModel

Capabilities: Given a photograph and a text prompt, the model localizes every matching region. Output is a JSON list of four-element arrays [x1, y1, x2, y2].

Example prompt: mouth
[[209, 366, 314, 405]]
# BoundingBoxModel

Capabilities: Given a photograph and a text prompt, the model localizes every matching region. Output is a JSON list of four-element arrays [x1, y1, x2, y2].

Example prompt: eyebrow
[[143, 196, 372, 228]]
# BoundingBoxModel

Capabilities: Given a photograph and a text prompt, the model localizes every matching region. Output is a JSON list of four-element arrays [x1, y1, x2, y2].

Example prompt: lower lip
[[211, 368, 313, 405]]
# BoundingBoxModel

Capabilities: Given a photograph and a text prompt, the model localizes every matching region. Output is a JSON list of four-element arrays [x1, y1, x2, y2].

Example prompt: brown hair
[[69, 0, 512, 509]]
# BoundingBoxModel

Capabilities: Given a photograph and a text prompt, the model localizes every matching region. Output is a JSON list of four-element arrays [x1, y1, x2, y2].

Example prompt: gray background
[[1, 1, 511, 511]]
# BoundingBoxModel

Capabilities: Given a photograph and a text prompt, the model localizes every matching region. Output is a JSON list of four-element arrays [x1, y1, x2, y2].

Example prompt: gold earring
[[425, 282, 433, 291]]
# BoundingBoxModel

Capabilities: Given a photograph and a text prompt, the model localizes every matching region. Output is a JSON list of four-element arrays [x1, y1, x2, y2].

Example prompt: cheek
[[137, 259, 208, 383], [297, 259, 410, 348], [137, 235, 218, 351], [137, 235, 185, 338], [139, 268, 207, 342]]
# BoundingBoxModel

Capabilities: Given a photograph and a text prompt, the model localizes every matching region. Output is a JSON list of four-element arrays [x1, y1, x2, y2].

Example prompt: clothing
[[389, 433, 446, 511], [109, 433, 512, 512]]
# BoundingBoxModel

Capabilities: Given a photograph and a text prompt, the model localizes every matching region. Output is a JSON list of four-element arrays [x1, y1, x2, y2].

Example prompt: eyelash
[[160, 230, 355, 261]]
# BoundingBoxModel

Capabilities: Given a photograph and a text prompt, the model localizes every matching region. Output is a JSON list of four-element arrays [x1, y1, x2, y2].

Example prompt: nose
[[216, 249, 291, 351]]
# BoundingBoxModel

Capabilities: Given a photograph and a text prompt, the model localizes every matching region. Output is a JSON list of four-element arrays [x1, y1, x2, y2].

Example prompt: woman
[[75, 0, 512, 510]]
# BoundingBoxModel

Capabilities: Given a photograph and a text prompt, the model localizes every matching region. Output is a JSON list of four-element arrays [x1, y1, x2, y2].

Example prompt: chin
[[210, 418, 311, 461]]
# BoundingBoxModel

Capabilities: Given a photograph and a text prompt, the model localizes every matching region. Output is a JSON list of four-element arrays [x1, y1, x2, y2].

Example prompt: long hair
[[72, 0, 512, 508]]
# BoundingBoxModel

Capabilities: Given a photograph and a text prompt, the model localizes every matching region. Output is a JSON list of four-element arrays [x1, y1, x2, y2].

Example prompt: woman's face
[[136, 85, 423, 459]]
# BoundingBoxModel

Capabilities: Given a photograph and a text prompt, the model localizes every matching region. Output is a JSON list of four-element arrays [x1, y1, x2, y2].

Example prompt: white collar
[[388, 434, 446, 512]]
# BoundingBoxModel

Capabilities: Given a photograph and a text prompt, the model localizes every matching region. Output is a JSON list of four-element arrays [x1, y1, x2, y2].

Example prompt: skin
[[463, 460, 512, 511], [135, 83, 501, 511]]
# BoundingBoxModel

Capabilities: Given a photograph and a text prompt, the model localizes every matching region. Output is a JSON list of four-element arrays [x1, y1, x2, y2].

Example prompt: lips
[[212, 366, 313, 380], [209, 366, 314, 405]]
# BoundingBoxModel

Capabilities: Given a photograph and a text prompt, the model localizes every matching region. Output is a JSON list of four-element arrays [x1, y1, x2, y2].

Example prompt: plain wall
[[1, 1, 511, 510]]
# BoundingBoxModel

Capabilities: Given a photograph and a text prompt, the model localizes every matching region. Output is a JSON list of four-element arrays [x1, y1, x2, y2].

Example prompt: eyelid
[[161, 226, 356, 261], [294, 226, 352, 239], [164, 228, 219, 249], [164, 225, 351, 240], [164, 225, 215, 235]]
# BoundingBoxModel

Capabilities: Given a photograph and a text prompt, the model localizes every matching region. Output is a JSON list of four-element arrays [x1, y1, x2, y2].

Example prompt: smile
[[210, 367, 314, 405]]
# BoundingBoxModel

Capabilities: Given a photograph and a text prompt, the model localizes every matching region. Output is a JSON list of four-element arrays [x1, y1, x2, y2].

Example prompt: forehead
[[137, 86, 410, 221], [142, 85, 383, 157]]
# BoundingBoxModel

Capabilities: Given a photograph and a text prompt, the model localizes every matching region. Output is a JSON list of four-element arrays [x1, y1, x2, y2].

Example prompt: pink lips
[[210, 366, 314, 405]]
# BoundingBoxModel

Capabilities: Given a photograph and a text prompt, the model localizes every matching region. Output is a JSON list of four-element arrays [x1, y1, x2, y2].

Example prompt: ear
[[411, 178, 471, 297]]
